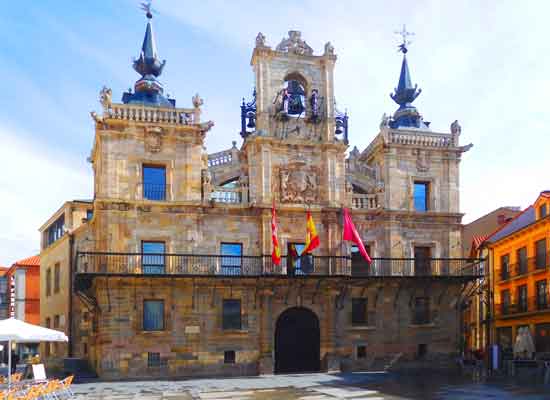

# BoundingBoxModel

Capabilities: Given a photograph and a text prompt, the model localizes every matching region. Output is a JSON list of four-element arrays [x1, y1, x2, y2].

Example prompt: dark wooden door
[[414, 247, 431, 276], [275, 307, 320, 374]]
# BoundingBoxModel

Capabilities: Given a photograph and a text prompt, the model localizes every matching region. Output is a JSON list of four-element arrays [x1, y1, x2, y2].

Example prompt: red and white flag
[[271, 203, 281, 266], [342, 207, 372, 264]]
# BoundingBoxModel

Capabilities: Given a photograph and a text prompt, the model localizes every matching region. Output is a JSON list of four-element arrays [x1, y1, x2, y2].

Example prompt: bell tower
[[240, 31, 348, 207]]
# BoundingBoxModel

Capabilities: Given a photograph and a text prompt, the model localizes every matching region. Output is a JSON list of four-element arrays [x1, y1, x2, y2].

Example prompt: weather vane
[[140, 1, 154, 19], [394, 24, 414, 54]]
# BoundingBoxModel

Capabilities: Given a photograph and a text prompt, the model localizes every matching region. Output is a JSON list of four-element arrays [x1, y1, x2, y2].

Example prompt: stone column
[[322, 289, 341, 372], [258, 290, 274, 374]]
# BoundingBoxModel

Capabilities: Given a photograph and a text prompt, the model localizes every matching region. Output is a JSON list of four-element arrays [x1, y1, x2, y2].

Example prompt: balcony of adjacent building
[[498, 252, 550, 282], [495, 295, 550, 319]]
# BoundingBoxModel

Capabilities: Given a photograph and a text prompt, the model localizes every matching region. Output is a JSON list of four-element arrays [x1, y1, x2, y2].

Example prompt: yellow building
[[488, 191, 550, 356]]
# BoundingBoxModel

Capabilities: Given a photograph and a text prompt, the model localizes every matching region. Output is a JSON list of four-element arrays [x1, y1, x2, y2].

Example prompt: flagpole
[[8, 339, 11, 389]]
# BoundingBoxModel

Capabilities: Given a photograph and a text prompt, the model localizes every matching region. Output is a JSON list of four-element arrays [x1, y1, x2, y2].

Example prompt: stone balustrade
[[388, 130, 455, 147], [352, 193, 379, 209], [107, 103, 197, 125], [208, 150, 233, 167], [210, 185, 248, 204]]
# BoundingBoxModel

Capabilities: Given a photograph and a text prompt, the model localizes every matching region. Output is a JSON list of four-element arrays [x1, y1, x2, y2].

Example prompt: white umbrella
[[0, 318, 68, 388]]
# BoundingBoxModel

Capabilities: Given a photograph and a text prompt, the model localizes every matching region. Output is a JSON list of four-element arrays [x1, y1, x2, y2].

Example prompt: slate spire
[[388, 26, 429, 129], [122, 2, 175, 108]]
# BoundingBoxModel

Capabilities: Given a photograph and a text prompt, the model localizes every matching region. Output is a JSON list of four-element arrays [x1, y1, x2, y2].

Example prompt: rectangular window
[[45, 317, 51, 357], [518, 285, 528, 312], [86, 209, 93, 221], [535, 239, 547, 268], [540, 204, 548, 219], [357, 345, 367, 359], [147, 352, 163, 368], [351, 244, 371, 277], [221, 243, 243, 275], [414, 247, 431, 276], [413, 182, 429, 212], [143, 165, 166, 201], [500, 254, 510, 280], [537, 280, 548, 310], [413, 297, 430, 325], [222, 299, 241, 330], [143, 300, 164, 331], [501, 290, 511, 315], [517, 247, 527, 275], [417, 344, 428, 359], [224, 350, 236, 364], [351, 298, 368, 326], [46, 268, 52, 297], [45, 215, 65, 247], [54, 263, 60, 294], [142, 241, 165, 274]]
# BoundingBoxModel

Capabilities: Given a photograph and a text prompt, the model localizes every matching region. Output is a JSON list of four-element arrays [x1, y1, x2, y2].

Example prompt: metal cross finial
[[394, 24, 414, 54], [140, 1, 153, 19]]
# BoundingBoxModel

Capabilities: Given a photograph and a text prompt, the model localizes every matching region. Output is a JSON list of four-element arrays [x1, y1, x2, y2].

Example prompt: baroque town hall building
[[39, 11, 480, 378]]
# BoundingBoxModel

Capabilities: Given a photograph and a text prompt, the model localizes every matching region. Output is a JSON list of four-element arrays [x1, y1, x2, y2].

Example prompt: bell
[[247, 114, 256, 129], [335, 125, 343, 135]]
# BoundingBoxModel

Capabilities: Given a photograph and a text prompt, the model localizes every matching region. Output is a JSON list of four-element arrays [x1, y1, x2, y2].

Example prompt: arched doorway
[[275, 307, 320, 373]]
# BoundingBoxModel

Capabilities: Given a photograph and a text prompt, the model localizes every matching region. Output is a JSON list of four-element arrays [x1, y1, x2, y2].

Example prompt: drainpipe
[[68, 233, 74, 357], [488, 247, 494, 371]]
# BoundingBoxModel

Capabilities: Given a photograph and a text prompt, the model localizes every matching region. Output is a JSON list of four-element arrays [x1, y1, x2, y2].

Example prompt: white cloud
[[0, 125, 92, 266]]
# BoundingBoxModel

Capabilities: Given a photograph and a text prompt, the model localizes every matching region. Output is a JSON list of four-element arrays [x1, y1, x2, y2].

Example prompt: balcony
[[495, 296, 550, 318], [352, 194, 379, 209], [499, 254, 550, 282], [138, 183, 171, 201], [75, 252, 484, 278]]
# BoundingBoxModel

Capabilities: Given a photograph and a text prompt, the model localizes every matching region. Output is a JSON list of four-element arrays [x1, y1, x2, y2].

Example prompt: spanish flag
[[303, 211, 320, 254], [271, 203, 281, 266]]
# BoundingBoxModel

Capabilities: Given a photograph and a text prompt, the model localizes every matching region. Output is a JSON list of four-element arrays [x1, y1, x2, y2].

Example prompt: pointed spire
[[388, 25, 429, 130], [390, 54, 421, 108], [133, 16, 166, 78], [122, 2, 174, 108]]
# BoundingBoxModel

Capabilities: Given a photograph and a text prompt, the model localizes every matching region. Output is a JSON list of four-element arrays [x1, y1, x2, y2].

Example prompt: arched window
[[282, 73, 307, 117]]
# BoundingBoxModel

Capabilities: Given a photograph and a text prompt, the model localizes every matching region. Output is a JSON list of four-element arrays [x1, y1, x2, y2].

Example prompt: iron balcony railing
[[75, 252, 484, 278], [499, 254, 550, 282], [495, 295, 550, 317]]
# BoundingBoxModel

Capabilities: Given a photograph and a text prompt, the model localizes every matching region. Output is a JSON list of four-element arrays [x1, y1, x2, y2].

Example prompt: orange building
[[5, 255, 41, 359], [488, 191, 550, 356], [6, 255, 41, 324]]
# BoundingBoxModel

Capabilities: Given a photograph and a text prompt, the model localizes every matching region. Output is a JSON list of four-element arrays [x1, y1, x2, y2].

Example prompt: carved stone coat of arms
[[276, 163, 319, 203]]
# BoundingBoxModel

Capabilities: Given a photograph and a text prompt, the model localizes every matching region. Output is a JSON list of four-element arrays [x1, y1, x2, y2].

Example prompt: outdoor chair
[[58, 376, 74, 399]]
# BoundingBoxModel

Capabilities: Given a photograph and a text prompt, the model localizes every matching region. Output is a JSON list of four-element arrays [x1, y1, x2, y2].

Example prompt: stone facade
[[40, 26, 479, 379]]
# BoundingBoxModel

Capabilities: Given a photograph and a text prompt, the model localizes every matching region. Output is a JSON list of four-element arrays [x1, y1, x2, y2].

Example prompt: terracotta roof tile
[[13, 255, 40, 267]]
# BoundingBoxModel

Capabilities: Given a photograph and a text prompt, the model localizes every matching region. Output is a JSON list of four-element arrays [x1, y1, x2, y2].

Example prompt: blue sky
[[1, 0, 549, 265]]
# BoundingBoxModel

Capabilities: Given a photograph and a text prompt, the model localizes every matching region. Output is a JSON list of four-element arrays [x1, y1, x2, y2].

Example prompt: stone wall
[[84, 277, 463, 378]]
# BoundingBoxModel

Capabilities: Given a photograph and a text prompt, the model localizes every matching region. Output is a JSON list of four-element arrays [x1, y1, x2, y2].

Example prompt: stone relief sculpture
[[202, 169, 213, 200], [99, 86, 112, 109], [276, 30, 314, 56], [255, 32, 267, 47], [380, 113, 391, 129], [144, 127, 163, 153], [278, 163, 319, 203], [324, 41, 335, 56], [416, 149, 430, 173], [192, 93, 204, 108], [450, 120, 461, 135]]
